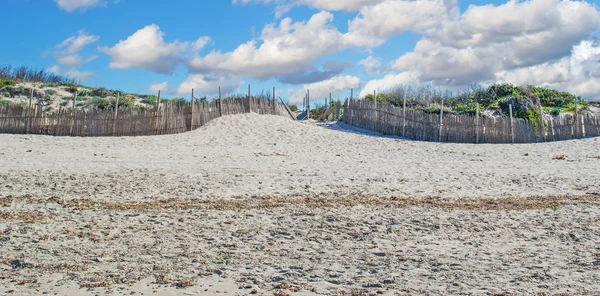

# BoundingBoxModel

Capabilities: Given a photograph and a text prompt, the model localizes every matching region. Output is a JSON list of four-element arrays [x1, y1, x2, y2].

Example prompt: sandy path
[[1, 113, 599, 199], [1, 113, 599, 295]]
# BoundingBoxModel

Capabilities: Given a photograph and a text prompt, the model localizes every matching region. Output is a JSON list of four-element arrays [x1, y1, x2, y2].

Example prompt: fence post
[[571, 111, 576, 138], [307, 89, 310, 120], [73, 91, 77, 109], [26, 88, 33, 134], [113, 92, 120, 136], [219, 86, 223, 117], [475, 103, 480, 144], [439, 100, 444, 142], [537, 98, 545, 142], [373, 90, 377, 130], [549, 117, 555, 141], [581, 112, 586, 138], [70, 91, 77, 136], [402, 93, 406, 138], [247, 84, 251, 113], [190, 88, 195, 131], [273, 87, 276, 115], [303, 94, 306, 114], [156, 90, 161, 135], [509, 103, 515, 143], [329, 93, 332, 120]]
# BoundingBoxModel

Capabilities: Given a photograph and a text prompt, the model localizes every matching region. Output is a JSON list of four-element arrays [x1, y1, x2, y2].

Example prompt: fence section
[[340, 99, 600, 144], [0, 97, 290, 137]]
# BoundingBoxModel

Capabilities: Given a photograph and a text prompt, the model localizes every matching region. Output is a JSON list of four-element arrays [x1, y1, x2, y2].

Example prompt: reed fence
[[0, 96, 289, 137], [338, 99, 600, 144]]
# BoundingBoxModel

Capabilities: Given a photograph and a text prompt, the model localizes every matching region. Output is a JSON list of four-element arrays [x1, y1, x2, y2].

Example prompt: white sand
[[1, 113, 599, 295]]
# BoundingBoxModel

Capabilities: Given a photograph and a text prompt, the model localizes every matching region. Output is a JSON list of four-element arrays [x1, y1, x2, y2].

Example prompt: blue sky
[[3, 0, 600, 104]]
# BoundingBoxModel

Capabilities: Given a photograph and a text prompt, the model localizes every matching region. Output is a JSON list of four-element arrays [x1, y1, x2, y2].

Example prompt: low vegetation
[[363, 83, 591, 120], [0, 65, 77, 84]]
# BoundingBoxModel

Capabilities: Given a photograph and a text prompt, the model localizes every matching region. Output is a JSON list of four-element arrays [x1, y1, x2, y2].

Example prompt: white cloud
[[176, 75, 244, 97], [56, 54, 97, 67], [299, 0, 384, 11], [100, 24, 210, 74], [149, 82, 171, 94], [359, 71, 421, 97], [287, 75, 362, 104], [192, 36, 211, 51], [384, 0, 600, 88], [57, 55, 83, 67], [358, 56, 382, 74], [48, 65, 94, 82], [188, 11, 343, 80], [46, 30, 98, 79], [495, 40, 600, 100], [233, 0, 385, 17], [53, 31, 98, 67], [57, 30, 99, 54], [54, 0, 102, 12], [344, 0, 457, 47]]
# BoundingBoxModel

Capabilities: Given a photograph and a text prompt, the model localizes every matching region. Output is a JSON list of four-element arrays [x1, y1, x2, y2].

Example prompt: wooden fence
[[0, 96, 290, 137], [339, 99, 600, 144]]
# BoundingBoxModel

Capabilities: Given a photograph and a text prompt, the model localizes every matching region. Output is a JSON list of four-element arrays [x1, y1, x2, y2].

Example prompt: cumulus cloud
[[54, 0, 103, 12], [176, 75, 244, 97], [57, 30, 100, 54], [56, 55, 97, 67], [233, 0, 385, 17], [358, 56, 383, 74], [188, 11, 344, 79], [370, 0, 600, 95], [276, 61, 350, 84], [100, 24, 210, 74], [287, 75, 362, 104], [359, 71, 421, 97], [47, 65, 94, 81], [344, 0, 457, 47], [45, 30, 98, 80], [149, 82, 171, 94], [51, 30, 99, 67], [495, 40, 600, 100]]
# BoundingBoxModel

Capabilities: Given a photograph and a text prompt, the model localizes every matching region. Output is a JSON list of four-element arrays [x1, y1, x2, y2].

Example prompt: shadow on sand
[[314, 120, 412, 141]]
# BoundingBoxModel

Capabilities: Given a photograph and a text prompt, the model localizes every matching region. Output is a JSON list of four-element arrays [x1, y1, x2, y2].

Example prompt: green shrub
[[423, 103, 454, 114], [44, 89, 57, 96], [546, 107, 562, 116], [288, 105, 299, 112], [117, 96, 136, 108], [561, 102, 589, 113], [365, 93, 387, 102], [77, 89, 92, 97], [89, 88, 121, 98], [0, 99, 13, 106], [62, 83, 78, 93], [0, 79, 17, 88], [309, 105, 328, 118], [86, 97, 110, 109], [168, 97, 187, 105], [140, 95, 158, 105], [76, 96, 89, 102]]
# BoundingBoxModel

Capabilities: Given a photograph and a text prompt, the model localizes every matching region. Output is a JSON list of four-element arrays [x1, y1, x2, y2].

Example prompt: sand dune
[[1, 113, 599, 295]]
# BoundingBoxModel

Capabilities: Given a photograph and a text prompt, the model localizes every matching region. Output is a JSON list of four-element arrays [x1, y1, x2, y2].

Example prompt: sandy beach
[[1, 113, 599, 295]]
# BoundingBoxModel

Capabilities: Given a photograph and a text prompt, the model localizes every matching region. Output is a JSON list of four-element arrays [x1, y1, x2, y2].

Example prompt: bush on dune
[[374, 82, 587, 119]]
